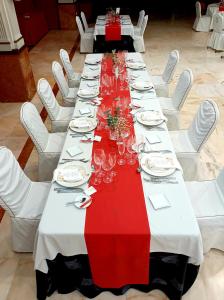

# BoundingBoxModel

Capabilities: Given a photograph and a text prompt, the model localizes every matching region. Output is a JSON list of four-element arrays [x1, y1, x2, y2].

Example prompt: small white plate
[[140, 153, 176, 177], [81, 74, 100, 80], [78, 89, 99, 99], [126, 62, 146, 70], [85, 59, 101, 65], [54, 163, 91, 188], [69, 117, 97, 133], [136, 111, 164, 127], [131, 82, 153, 91]]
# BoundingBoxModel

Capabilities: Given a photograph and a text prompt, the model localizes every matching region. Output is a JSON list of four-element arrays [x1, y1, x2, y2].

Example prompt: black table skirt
[[94, 35, 135, 53], [36, 253, 199, 300]]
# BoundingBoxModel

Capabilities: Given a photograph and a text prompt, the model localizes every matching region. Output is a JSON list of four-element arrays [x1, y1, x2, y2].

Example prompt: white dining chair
[[0, 146, 50, 252], [152, 50, 179, 97], [193, 1, 211, 32], [20, 102, 66, 181], [133, 15, 148, 53], [76, 16, 94, 53], [52, 61, 78, 106], [134, 10, 145, 35], [158, 69, 193, 129], [59, 49, 81, 88], [116, 7, 120, 14], [185, 169, 224, 253], [37, 78, 74, 133], [207, 13, 224, 51], [80, 11, 94, 34]]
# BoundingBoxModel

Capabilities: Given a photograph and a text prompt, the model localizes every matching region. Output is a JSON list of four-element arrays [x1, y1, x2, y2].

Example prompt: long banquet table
[[34, 52, 203, 300]]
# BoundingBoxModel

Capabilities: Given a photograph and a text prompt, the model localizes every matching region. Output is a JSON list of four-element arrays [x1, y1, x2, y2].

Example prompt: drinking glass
[[94, 148, 106, 177], [126, 136, 137, 165], [109, 151, 117, 177], [92, 163, 102, 185], [102, 154, 113, 183], [116, 138, 126, 165]]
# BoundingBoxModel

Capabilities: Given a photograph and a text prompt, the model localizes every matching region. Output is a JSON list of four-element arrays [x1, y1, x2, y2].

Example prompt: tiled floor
[[0, 18, 224, 300]]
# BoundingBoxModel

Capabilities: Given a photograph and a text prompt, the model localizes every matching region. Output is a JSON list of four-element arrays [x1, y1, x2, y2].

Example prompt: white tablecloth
[[94, 15, 134, 39], [34, 53, 203, 274]]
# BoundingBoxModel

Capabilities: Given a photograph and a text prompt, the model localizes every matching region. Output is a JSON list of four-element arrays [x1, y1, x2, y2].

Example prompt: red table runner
[[219, 4, 224, 12], [84, 54, 150, 288], [105, 16, 121, 41]]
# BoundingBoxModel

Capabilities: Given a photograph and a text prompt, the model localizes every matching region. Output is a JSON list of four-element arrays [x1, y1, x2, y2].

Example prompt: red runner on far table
[[84, 54, 151, 288], [105, 16, 121, 41]]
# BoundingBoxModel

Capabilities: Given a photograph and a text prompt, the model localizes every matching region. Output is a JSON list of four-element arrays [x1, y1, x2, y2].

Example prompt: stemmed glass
[[102, 153, 114, 183], [92, 163, 102, 185], [116, 138, 126, 165], [93, 148, 106, 177], [126, 136, 137, 165], [109, 151, 117, 177]]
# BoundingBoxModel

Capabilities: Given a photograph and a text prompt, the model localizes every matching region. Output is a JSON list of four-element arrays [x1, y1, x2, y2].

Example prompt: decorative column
[[0, 0, 36, 102]]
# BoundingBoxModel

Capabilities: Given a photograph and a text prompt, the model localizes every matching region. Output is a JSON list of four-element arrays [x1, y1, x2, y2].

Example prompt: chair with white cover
[[52, 61, 78, 107], [20, 102, 66, 181], [207, 13, 224, 51], [159, 69, 193, 130], [193, 1, 211, 32], [134, 10, 145, 35], [76, 16, 94, 53], [116, 8, 120, 14], [37, 78, 74, 133], [80, 11, 94, 33], [0, 146, 50, 252], [185, 169, 224, 253], [152, 50, 179, 97], [133, 15, 148, 53], [59, 49, 81, 88], [170, 99, 219, 162]]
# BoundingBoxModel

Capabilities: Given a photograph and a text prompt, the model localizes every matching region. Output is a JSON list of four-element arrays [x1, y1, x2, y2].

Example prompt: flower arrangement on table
[[105, 106, 130, 140]]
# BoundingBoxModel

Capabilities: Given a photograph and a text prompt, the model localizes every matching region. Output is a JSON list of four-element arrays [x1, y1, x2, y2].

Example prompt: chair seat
[[67, 87, 78, 100], [57, 107, 74, 121], [169, 130, 196, 153], [152, 75, 165, 86], [17, 182, 50, 219], [134, 26, 141, 35], [84, 32, 94, 39], [159, 97, 176, 111], [152, 76, 169, 97], [86, 28, 94, 34], [45, 132, 66, 152], [71, 72, 81, 82]]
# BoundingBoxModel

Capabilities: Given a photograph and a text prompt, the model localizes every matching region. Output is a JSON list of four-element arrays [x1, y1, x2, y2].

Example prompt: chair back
[[76, 15, 84, 36], [213, 13, 224, 33], [59, 48, 75, 81], [162, 50, 179, 83], [116, 7, 120, 14], [140, 15, 148, 36], [188, 100, 219, 152], [172, 69, 193, 110], [0, 147, 31, 217], [216, 168, 224, 197], [81, 11, 89, 32], [37, 78, 60, 121], [20, 102, 49, 153], [137, 10, 145, 28], [195, 1, 201, 18], [52, 61, 69, 99]]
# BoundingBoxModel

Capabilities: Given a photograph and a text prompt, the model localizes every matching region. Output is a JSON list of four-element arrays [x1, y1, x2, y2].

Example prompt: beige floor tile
[[0, 258, 18, 300]]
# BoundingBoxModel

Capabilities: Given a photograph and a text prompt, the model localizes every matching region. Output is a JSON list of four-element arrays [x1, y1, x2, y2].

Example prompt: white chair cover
[[52, 61, 78, 106], [152, 50, 179, 97], [59, 49, 81, 88], [207, 13, 224, 51], [188, 99, 219, 152], [133, 15, 148, 53], [37, 78, 74, 132], [116, 7, 120, 14], [193, 1, 211, 32], [186, 169, 224, 253], [76, 16, 94, 53], [0, 147, 50, 252], [20, 102, 66, 181], [137, 10, 145, 28], [80, 11, 94, 33]]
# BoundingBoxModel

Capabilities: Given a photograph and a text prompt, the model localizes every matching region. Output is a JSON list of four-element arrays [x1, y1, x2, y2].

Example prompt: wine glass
[[94, 148, 106, 177], [109, 151, 117, 177], [102, 153, 114, 183], [126, 136, 137, 165], [92, 163, 102, 185], [116, 138, 126, 165]]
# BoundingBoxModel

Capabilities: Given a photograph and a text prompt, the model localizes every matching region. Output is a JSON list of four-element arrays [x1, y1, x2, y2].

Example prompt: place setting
[[135, 109, 167, 130], [81, 71, 100, 80], [130, 80, 154, 92], [77, 87, 100, 99], [126, 62, 146, 70], [69, 116, 98, 133]]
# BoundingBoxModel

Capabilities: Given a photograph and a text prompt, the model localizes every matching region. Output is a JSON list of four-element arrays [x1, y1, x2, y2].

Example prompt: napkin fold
[[145, 153, 182, 172], [140, 111, 167, 122], [54, 168, 83, 183], [148, 193, 171, 210]]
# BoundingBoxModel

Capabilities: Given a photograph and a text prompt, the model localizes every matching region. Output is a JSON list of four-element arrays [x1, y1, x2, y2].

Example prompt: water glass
[[116, 138, 126, 165]]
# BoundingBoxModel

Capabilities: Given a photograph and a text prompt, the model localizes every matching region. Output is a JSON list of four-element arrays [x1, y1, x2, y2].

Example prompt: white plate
[[131, 82, 153, 91], [78, 89, 99, 99], [126, 62, 146, 70], [54, 163, 91, 188], [85, 58, 101, 65], [69, 117, 97, 133], [140, 153, 176, 177], [81, 74, 100, 80], [136, 111, 164, 127]]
